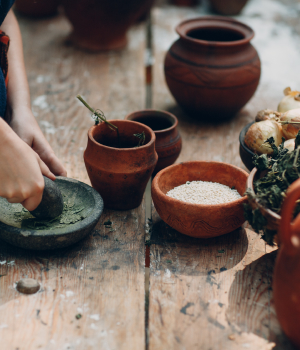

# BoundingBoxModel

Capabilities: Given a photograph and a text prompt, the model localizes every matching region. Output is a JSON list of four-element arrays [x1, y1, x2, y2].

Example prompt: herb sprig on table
[[244, 132, 300, 245]]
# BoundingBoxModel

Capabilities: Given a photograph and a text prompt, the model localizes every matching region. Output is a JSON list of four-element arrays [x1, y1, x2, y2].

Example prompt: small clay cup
[[209, 0, 248, 15], [164, 16, 261, 120], [84, 120, 158, 210], [239, 121, 255, 171], [14, 0, 61, 17], [125, 110, 182, 175], [152, 161, 248, 238]]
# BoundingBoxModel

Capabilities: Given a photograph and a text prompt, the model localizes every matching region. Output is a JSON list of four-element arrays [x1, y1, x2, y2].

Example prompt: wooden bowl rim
[[152, 161, 248, 209]]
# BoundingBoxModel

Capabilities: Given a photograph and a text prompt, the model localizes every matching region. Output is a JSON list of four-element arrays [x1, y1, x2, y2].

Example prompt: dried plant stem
[[77, 95, 120, 148]]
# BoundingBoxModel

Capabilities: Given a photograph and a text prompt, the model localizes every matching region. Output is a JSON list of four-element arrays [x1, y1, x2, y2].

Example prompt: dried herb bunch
[[244, 131, 300, 245]]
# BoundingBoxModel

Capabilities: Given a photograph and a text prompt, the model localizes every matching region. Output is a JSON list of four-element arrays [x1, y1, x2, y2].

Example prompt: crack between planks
[[144, 10, 153, 350]]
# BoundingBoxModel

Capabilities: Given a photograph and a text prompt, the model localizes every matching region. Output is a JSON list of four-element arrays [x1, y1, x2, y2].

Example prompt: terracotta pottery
[[209, 0, 248, 16], [171, 0, 198, 6], [125, 110, 182, 175], [239, 121, 255, 171], [152, 161, 248, 238], [164, 16, 261, 120], [14, 0, 61, 17], [273, 178, 300, 348], [84, 120, 158, 210], [62, 0, 154, 51]]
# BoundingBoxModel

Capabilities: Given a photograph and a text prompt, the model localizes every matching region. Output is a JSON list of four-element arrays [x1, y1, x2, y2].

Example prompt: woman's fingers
[[38, 156, 56, 181]]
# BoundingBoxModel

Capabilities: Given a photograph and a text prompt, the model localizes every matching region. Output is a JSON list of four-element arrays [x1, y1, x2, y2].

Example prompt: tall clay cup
[[125, 110, 182, 175], [273, 178, 300, 348], [84, 120, 158, 210], [164, 16, 261, 120]]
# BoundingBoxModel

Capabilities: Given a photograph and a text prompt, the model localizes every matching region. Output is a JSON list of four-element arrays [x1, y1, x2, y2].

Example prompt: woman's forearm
[[1, 9, 31, 114]]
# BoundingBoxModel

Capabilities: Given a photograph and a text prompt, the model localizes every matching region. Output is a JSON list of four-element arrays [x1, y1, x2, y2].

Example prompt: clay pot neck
[[176, 16, 254, 50]]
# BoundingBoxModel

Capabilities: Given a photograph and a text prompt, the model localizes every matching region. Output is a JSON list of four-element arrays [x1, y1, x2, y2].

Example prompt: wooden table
[[0, 0, 298, 349]]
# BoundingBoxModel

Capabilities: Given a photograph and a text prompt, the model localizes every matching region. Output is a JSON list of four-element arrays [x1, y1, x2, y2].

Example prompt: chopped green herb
[[75, 314, 82, 320], [218, 249, 225, 253]]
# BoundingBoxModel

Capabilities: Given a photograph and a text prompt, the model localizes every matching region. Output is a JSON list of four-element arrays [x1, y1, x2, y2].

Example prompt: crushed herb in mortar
[[244, 131, 300, 245]]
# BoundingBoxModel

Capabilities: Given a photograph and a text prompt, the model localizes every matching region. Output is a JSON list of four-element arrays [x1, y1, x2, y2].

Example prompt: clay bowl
[[209, 0, 249, 15], [246, 167, 280, 233], [239, 121, 255, 171], [125, 110, 182, 175], [152, 161, 248, 238], [0, 177, 104, 250]]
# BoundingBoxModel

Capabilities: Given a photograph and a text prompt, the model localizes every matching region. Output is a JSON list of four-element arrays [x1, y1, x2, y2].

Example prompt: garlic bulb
[[280, 108, 300, 139], [244, 120, 283, 155], [283, 138, 295, 152], [278, 87, 300, 113], [255, 109, 281, 122]]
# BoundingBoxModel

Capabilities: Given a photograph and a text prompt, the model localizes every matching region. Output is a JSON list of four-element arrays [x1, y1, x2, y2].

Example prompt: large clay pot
[[84, 120, 158, 210], [164, 16, 261, 121], [62, 0, 154, 51], [273, 178, 300, 348], [209, 0, 248, 15], [125, 110, 182, 175], [14, 0, 61, 17]]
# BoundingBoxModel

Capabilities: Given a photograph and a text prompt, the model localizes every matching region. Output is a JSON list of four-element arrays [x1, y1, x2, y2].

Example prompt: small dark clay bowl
[[0, 177, 104, 250], [152, 161, 248, 238], [239, 121, 255, 171]]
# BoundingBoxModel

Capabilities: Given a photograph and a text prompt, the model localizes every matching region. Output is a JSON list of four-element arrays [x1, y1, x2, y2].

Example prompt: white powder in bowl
[[166, 181, 242, 205]]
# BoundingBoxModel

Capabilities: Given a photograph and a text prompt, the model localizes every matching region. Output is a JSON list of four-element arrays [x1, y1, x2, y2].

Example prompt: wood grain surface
[[148, 0, 299, 349], [0, 12, 146, 350]]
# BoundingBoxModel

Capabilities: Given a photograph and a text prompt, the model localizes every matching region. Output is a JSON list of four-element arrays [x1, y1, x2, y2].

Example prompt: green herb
[[218, 249, 225, 253], [134, 132, 146, 147], [77, 95, 120, 148], [104, 220, 112, 226], [166, 260, 172, 264], [244, 133, 300, 245], [75, 314, 82, 320]]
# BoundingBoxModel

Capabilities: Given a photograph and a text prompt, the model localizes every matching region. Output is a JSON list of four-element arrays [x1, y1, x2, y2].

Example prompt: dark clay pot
[[62, 0, 154, 51], [14, 0, 61, 17], [84, 120, 158, 210], [164, 16, 261, 121], [210, 0, 248, 16], [273, 178, 300, 348], [125, 110, 182, 175], [171, 0, 198, 6]]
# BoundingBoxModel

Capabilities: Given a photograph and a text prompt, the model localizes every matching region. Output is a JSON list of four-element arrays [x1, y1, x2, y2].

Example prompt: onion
[[255, 109, 281, 122], [278, 87, 300, 113], [280, 108, 300, 139], [244, 120, 283, 155], [283, 138, 295, 152]]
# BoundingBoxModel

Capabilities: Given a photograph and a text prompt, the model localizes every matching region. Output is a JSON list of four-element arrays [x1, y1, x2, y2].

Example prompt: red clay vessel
[[125, 110, 182, 175], [84, 120, 157, 210], [62, 0, 154, 51], [14, 0, 60, 17], [273, 178, 300, 348], [164, 16, 261, 120], [209, 0, 248, 15]]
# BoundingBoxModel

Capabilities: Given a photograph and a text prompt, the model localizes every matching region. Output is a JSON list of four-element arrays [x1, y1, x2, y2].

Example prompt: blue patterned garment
[[0, 0, 15, 118]]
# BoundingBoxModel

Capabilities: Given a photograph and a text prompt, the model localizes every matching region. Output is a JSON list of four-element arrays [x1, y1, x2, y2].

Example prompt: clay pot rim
[[246, 167, 281, 220], [124, 109, 178, 134], [153, 161, 248, 209], [176, 16, 254, 47], [88, 119, 156, 151]]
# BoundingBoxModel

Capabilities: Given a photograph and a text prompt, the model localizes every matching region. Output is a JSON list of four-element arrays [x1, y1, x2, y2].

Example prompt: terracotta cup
[[125, 110, 182, 175], [84, 120, 158, 210], [152, 161, 248, 238], [273, 178, 300, 348], [14, 0, 61, 17], [209, 0, 249, 15], [62, 0, 154, 51], [164, 16, 261, 120]]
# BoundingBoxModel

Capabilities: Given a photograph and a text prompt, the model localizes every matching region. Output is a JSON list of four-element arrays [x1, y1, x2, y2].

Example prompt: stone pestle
[[30, 176, 64, 220]]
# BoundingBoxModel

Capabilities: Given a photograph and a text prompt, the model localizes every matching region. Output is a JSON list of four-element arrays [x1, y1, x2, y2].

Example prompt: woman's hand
[[0, 118, 55, 211], [9, 106, 67, 176]]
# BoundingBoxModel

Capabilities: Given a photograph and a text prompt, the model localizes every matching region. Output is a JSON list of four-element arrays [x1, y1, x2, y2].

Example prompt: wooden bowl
[[246, 167, 280, 231], [239, 121, 255, 171], [152, 161, 248, 238]]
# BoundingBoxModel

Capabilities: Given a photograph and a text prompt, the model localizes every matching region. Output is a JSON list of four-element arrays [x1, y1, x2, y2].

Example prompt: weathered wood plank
[[0, 13, 146, 350], [149, 0, 299, 349]]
